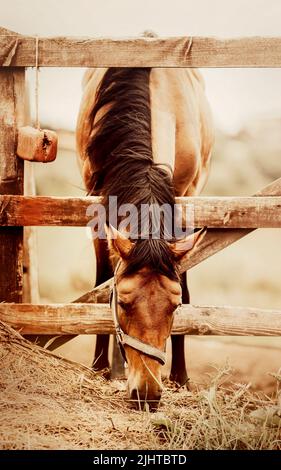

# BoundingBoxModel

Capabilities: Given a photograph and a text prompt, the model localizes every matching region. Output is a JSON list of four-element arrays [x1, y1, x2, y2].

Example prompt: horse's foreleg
[[170, 272, 190, 387], [92, 238, 112, 372]]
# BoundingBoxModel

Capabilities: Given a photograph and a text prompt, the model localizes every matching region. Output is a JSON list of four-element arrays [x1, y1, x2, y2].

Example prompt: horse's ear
[[104, 223, 134, 259], [171, 227, 207, 261]]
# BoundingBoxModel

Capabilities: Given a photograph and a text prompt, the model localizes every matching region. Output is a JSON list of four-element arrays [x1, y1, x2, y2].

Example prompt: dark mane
[[87, 68, 179, 281]]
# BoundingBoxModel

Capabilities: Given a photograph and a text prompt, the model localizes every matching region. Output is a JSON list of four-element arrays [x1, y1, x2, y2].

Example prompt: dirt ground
[[1, 322, 280, 450]]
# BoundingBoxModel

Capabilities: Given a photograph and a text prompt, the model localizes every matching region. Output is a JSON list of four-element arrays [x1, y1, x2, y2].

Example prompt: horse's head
[[106, 225, 206, 410]]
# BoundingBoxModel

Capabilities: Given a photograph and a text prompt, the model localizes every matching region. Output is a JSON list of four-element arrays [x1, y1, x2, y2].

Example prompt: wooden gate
[[0, 27, 281, 338]]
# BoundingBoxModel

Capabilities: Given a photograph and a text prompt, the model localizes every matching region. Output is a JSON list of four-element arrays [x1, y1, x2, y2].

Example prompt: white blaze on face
[[126, 352, 164, 401], [127, 369, 142, 397]]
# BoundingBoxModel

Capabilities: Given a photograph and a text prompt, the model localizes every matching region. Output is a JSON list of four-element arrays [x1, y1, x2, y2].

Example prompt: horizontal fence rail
[[1, 303, 281, 336], [0, 195, 281, 228], [1, 32, 281, 68]]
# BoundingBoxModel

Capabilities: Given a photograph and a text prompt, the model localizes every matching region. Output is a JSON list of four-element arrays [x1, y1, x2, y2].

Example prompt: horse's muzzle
[[129, 388, 162, 411]]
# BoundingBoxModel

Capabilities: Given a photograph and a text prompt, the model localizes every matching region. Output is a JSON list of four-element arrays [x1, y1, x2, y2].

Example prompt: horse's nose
[[129, 388, 162, 411]]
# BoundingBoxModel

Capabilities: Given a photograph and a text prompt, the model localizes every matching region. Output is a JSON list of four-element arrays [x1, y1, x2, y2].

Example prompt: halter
[[110, 261, 166, 366]]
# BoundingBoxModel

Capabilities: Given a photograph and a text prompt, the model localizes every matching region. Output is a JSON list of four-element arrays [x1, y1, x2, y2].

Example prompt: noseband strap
[[110, 261, 166, 366]]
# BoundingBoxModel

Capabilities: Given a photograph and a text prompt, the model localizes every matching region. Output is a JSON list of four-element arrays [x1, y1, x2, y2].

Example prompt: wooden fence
[[0, 26, 281, 338]]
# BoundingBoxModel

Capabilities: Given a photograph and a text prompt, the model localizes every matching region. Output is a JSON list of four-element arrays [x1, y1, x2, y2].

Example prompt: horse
[[76, 64, 214, 409]]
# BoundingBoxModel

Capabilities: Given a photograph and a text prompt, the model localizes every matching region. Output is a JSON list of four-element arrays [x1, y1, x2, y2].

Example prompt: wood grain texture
[[181, 176, 281, 271], [0, 68, 25, 302], [23, 162, 39, 303], [21, 85, 40, 303], [1, 31, 281, 67], [0, 195, 281, 228], [1, 303, 281, 336]]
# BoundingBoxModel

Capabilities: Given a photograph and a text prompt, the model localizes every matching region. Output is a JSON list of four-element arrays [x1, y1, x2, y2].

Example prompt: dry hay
[[0, 321, 280, 450]]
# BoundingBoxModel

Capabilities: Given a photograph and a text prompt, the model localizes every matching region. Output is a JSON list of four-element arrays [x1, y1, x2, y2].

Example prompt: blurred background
[[1, 0, 280, 391]]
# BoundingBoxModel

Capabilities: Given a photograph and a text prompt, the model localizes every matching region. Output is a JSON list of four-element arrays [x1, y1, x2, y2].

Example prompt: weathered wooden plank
[[181, 176, 281, 271], [0, 68, 25, 302], [23, 162, 39, 303], [0, 195, 281, 228], [0, 195, 98, 226], [22, 80, 39, 303], [0, 303, 281, 336], [1, 31, 281, 68]]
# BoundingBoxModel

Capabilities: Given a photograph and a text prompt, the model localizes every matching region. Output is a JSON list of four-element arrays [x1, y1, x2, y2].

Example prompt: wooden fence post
[[23, 162, 40, 303], [0, 68, 26, 302]]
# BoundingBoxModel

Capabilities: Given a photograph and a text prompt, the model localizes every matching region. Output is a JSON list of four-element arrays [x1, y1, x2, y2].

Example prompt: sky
[[1, 0, 281, 132]]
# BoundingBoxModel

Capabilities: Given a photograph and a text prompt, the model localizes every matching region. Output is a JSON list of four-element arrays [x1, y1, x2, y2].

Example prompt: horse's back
[[76, 68, 214, 196]]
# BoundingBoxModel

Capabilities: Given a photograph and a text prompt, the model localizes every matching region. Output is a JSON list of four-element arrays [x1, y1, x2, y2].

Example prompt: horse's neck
[[149, 68, 214, 197], [151, 107, 176, 174]]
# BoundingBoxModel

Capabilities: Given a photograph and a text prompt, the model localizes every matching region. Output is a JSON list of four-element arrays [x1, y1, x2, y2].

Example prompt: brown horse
[[76, 65, 214, 408]]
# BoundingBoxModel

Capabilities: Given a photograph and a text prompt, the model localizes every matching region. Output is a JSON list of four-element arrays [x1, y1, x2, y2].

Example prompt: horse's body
[[77, 68, 213, 196], [76, 67, 214, 407]]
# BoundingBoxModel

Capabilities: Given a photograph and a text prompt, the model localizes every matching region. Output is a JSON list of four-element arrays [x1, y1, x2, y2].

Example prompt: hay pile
[[0, 321, 280, 450]]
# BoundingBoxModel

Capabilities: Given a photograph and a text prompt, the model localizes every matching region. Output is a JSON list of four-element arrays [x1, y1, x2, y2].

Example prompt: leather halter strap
[[110, 261, 166, 366]]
